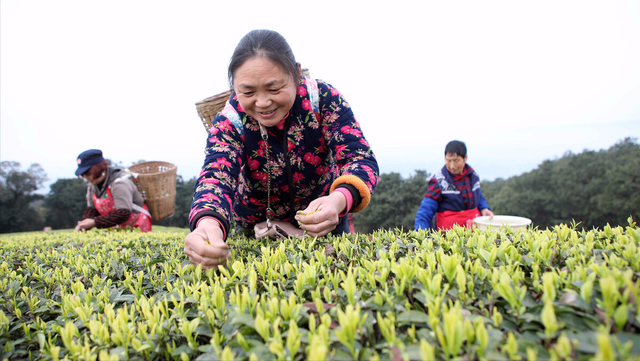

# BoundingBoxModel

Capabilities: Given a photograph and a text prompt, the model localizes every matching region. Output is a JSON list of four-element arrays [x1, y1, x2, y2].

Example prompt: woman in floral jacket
[[184, 29, 379, 269]]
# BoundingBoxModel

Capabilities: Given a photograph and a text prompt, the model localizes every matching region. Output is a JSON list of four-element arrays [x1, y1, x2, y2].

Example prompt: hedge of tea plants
[[1, 219, 640, 360]]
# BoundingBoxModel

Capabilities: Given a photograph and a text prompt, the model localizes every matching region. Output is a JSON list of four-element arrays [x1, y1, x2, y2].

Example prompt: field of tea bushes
[[1, 219, 640, 360]]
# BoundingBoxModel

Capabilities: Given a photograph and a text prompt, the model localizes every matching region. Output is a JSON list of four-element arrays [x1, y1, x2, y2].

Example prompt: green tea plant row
[[1, 218, 639, 360]]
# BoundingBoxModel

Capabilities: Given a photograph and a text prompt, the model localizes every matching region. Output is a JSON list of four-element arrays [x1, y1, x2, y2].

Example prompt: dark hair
[[85, 161, 108, 179], [228, 29, 299, 89], [445, 140, 467, 158]]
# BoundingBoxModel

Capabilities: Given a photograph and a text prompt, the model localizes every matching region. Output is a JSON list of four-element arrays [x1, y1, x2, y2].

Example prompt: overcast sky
[[2, 0, 639, 193]]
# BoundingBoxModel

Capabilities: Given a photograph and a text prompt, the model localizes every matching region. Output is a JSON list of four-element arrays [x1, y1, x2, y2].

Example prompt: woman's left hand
[[295, 192, 347, 237], [75, 218, 96, 232], [481, 209, 495, 219]]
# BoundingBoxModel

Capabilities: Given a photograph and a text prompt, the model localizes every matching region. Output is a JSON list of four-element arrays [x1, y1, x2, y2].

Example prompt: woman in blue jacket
[[415, 140, 493, 231]]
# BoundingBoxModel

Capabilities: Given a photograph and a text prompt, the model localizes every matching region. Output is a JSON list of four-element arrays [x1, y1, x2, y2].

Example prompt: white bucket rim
[[473, 215, 532, 228]]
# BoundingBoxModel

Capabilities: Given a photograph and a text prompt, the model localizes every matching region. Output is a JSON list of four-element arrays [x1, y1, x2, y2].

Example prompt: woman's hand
[[295, 192, 347, 237], [481, 209, 495, 219], [75, 219, 96, 232], [184, 218, 231, 269]]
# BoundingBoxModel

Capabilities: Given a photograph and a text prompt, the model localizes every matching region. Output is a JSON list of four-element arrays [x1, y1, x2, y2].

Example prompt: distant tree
[[44, 178, 87, 230], [155, 175, 196, 228], [484, 158, 559, 227], [0, 161, 48, 233], [353, 170, 430, 233], [483, 137, 639, 229], [478, 177, 505, 199], [591, 138, 640, 227]]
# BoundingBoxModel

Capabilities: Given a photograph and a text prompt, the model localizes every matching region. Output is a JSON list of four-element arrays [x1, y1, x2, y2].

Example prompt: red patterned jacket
[[189, 78, 379, 237]]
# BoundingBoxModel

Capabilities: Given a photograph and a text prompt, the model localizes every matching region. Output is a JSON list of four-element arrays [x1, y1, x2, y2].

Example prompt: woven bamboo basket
[[128, 161, 177, 222], [194, 69, 310, 133], [195, 90, 233, 133]]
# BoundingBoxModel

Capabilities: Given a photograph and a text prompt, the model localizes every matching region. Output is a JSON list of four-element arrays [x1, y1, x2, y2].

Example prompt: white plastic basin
[[473, 215, 532, 231]]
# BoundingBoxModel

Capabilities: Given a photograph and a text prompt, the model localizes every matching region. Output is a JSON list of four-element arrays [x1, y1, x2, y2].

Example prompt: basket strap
[[304, 77, 320, 113], [113, 175, 152, 218], [131, 203, 152, 218], [220, 102, 244, 135]]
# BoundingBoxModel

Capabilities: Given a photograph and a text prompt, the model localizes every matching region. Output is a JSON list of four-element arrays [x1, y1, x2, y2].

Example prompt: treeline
[[1, 138, 638, 233], [0, 162, 196, 233], [480, 137, 639, 230], [351, 171, 429, 233], [356, 137, 639, 232]]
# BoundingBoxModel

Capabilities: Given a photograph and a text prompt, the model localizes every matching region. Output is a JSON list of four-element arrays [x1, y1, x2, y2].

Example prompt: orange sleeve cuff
[[330, 175, 371, 213]]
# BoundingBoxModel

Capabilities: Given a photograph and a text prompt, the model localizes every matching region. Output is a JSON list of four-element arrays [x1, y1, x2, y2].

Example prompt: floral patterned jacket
[[189, 77, 379, 237]]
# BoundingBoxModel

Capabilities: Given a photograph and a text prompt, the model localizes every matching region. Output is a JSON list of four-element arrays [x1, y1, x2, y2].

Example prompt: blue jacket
[[415, 165, 490, 230]]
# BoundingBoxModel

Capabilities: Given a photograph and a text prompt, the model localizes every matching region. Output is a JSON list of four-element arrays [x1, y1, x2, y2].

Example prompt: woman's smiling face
[[233, 56, 298, 127]]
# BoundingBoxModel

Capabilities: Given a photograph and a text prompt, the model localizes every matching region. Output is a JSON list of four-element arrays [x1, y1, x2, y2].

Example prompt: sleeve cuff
[[332, 187, 354, 217], [330, 175, 371, 212], [196, 217, 227, 240], [190, 211, 230, 241]]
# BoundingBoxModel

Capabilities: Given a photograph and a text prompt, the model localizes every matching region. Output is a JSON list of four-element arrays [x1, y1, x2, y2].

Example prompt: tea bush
[[1, 219, 639, 360]]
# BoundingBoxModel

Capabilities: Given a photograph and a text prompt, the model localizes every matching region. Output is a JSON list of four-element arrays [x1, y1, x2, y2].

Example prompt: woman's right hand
[[184, 218, 231, 269], [75, 218, 96, 232]]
